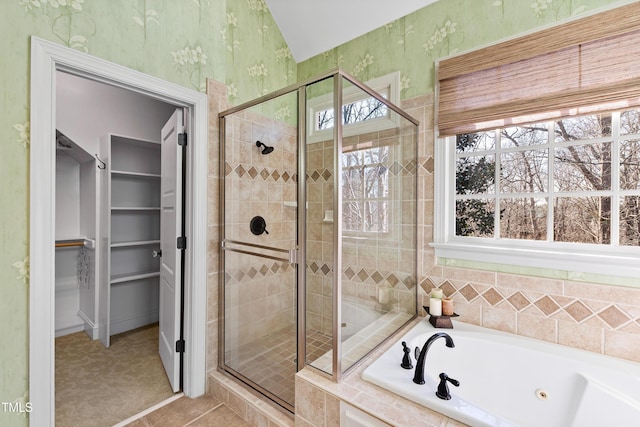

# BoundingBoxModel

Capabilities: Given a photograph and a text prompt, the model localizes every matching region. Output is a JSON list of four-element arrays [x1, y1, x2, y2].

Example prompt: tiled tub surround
[[294, 93, 640, 426], [362, 320, 640, 427], [295, 318, 469, 427], [418, 274, 640, 363]]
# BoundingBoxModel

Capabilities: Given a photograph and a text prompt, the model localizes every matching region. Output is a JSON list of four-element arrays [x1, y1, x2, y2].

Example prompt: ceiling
[[264, 0, 440, 63]]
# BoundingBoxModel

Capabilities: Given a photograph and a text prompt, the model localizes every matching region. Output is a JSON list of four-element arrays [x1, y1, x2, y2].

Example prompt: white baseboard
[[110, 310, 159, 336], [54, 323, 85, 338], [78, 310, 99, 340]]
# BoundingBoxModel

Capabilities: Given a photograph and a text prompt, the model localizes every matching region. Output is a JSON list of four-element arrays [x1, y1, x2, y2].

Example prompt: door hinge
[[177, 236, 187, 250], [175, 339, 185, 353], [178, 133, 187, 146]]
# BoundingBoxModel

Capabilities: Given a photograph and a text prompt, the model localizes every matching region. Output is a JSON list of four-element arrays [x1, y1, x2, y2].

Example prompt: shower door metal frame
[[218, 69, 420, 412], [218, 88, 305, 413]]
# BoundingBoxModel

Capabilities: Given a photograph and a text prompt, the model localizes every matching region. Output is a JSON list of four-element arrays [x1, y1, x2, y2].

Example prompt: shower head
[[256, 140, 274, 155]]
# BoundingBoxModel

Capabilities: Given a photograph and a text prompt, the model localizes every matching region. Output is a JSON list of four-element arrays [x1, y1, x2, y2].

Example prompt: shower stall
[[219, 70, 419, 412]]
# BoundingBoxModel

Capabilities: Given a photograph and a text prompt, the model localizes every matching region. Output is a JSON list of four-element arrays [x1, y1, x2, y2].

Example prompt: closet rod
[[55, 239, 90, 248]]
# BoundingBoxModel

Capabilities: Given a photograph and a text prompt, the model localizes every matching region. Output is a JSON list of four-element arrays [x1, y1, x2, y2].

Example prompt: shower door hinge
[[175, 339, 185, 353], [178, 133, 187, 146], [177, 236, 187, 250], [288, 248, 298, 265]]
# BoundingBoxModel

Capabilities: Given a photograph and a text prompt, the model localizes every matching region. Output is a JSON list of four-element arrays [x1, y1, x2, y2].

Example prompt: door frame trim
[[29, 36, 208, 425]]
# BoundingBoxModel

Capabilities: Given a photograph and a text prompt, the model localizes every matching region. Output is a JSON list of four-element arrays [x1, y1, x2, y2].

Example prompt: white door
[[159, 109, 184, 392]]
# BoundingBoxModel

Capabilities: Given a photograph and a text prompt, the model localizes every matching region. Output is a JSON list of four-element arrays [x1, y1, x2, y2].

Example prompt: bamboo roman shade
[[437, 2, 640, 136]]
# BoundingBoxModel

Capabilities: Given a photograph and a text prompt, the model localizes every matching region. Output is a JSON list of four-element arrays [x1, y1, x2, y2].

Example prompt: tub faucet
[[413, 332, 455, 385]]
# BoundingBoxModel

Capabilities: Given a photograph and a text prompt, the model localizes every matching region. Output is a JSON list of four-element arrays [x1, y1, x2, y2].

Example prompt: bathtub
[[362, 319, 640, 427], [341, 301, 381, 340]]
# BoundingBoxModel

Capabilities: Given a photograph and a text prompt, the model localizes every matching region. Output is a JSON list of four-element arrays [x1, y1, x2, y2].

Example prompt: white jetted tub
[[362, 319, 640, 427]]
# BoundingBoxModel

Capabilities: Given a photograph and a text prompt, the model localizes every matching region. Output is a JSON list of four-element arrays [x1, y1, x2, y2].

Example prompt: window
[[434, 3, 640, 278], [316, 93, 389, 131], [342, 143, 390, 233], [307, 72, 401, 235], [307, 72, 400, 144], [435, 109, 640, 278]]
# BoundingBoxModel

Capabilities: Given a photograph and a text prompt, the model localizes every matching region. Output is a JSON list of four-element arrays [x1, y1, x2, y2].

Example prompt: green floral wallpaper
[[298, 0, 625, 100], [0, 0, 295, 424], [0, 0, 627, 423]]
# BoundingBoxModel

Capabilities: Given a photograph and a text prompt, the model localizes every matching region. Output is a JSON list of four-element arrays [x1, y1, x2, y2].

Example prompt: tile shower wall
[[306, 139, 335, 337], [405, 93, 640, 364], [306, 126, 418, 338], [222, 105, 298, 350]]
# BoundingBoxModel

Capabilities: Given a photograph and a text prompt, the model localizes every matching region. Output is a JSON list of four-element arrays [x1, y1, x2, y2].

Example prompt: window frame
[[433, 113, 640, 279]]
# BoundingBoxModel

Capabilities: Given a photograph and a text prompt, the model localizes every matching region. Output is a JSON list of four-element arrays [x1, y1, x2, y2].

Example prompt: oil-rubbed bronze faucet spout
[[413, 332, 455, 385]]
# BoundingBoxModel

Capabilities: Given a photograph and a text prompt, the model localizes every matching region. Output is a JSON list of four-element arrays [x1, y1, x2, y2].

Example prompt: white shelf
[[111, 206, 160, 211], [111, 240, 160, 248], [110, 270, 160, 284], [111, 169, 161, 179], [102, 133, 162, 341]]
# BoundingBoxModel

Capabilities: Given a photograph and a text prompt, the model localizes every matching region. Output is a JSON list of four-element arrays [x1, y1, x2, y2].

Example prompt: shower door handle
[[221, 239, 298, 265]]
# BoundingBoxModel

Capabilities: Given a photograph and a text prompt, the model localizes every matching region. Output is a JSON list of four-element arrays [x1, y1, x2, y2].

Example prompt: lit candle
[[429, 297, 442, 316], [442, 297, 454, 316], [431, 288, 443, 299]]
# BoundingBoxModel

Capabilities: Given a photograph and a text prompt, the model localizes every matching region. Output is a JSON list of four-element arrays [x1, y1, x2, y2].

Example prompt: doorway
[[53, 71, 181, 425], [29, 37, 208, 426]]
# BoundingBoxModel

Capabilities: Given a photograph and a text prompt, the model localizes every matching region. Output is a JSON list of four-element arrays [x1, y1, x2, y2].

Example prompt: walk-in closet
[[54, 71, 179, 425]]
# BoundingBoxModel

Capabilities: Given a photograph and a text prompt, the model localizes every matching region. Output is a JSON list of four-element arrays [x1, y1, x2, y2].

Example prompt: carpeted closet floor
[[55, 323, 175, 427]]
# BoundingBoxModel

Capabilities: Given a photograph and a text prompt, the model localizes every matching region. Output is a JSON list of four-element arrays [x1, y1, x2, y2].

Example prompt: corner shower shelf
[[283, 201, 308, 208]]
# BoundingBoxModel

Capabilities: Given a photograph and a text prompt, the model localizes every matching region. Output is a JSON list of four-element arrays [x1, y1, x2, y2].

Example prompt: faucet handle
[[435, 372, 460, 400], [400, 341, 413, 369]]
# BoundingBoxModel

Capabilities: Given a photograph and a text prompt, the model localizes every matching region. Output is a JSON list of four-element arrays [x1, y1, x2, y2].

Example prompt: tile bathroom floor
[[223, 327, 333, 407], [128, 329, 332, 426], [124, 395, 252, 426]]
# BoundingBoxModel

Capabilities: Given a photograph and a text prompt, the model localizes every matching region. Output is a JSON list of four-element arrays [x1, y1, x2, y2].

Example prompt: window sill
[[430, 241, 640, 280]]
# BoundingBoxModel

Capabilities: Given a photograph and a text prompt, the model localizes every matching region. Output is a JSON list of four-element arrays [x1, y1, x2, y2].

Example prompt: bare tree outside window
[[316, 96, 388, 131], [342, 146, 390, 233], [455, 109, 640, 247], [317, 95, 392, 233]]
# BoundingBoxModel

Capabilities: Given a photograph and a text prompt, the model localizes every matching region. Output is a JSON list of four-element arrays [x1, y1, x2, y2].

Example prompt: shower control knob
[[152, 250, 162, 258]]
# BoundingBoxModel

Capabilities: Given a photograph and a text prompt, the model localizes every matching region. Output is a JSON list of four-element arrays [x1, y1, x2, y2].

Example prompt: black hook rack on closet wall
[[95, 154, 106, 169]]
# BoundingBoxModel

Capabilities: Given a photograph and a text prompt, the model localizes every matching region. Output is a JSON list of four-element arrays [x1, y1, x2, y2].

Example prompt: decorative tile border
[[308, 259, 416, 290], [224, 260, 294, 285], [225, 258, 416, 290], [420, 277, 640, 332], [225, 161, 297, 184]]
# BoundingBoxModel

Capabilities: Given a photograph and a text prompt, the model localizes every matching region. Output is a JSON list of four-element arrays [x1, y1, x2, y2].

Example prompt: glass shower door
[[220, 91, 299, 411]]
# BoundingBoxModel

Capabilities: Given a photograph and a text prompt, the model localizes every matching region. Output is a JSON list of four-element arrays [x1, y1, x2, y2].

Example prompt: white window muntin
[[434, 111, 640, 279]]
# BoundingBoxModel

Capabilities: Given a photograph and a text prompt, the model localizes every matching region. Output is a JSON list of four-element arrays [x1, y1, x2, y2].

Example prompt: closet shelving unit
[[100, 134, 161, 343]]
